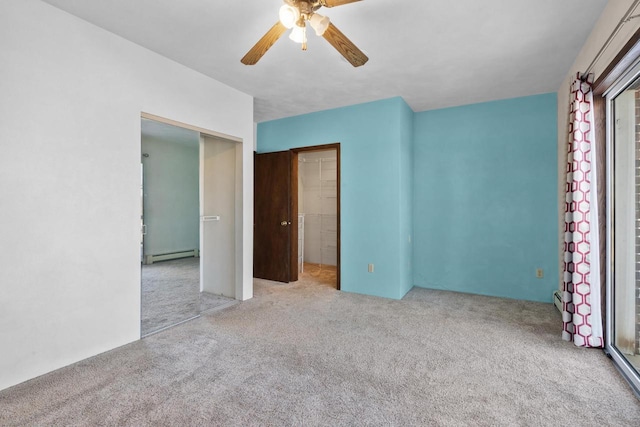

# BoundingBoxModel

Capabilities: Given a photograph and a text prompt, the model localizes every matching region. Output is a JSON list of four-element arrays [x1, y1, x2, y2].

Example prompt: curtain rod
[[581, 0, 640, 80]]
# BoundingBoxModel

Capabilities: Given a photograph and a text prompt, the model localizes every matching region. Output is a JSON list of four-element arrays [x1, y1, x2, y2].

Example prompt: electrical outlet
[[368, 263, 374, 273], [536, 268, 544, 279]]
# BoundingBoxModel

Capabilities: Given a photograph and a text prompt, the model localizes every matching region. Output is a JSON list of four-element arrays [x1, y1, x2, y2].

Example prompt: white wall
[[0, 0, 253, 391], [557, 0, 640, 290], [142, 135, 199, 257]]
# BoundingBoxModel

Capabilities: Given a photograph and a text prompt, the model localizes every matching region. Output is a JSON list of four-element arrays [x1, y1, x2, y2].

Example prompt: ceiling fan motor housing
[[241, 0, 368, 67], [285, 0, 324, 14]]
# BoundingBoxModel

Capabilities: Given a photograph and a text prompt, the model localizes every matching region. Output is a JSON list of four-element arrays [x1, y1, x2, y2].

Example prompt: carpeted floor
[[1, 277, 639, 426], [200, 291, 237, 314], [141, 257, 235, 336]]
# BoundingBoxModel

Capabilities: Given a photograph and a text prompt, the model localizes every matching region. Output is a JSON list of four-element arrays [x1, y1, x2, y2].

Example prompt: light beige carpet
[[141, 257, 234, 336], [1, 278, 639, 426]]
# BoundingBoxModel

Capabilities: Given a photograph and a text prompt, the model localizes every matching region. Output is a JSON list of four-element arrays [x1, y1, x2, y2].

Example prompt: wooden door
[[254, 151, 296, 282]]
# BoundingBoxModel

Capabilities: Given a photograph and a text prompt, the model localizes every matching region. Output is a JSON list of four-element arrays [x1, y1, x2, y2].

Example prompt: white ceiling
[[42, 0, 608, 123]]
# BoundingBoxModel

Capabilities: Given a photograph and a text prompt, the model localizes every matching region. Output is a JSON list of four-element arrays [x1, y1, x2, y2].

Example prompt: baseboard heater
[[144, 249, 199, 265], [553, 290, 562, 313]]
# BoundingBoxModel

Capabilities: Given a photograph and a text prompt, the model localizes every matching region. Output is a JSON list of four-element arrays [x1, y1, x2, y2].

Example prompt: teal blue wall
[[258, 97, 413, 299], [257, 93, 558, 303], [413, 93, 558, 302], [399, 101, 414, 297]]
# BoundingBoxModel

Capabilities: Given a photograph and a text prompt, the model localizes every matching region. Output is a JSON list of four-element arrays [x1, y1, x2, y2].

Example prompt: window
[[605, 60, 640, 393]]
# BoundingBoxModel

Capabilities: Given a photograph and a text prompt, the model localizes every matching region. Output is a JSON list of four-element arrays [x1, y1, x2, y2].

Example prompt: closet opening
[[140, 114, 242, 337]]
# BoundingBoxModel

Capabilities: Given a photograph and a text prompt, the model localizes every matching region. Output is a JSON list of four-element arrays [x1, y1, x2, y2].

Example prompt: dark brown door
[[254, 151, 295, 282]]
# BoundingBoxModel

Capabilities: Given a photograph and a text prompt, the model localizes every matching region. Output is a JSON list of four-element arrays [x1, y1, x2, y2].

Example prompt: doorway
[[140, 117, 241, 337], [253, 143, 340, 290], [297, 149, 338, 289]]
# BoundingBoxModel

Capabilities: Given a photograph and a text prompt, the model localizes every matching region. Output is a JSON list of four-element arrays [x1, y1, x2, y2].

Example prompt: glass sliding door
[[607, 63, 640, 394]]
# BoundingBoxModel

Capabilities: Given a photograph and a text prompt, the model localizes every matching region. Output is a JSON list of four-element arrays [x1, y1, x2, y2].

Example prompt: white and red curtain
[[562, 73, 603, 348]]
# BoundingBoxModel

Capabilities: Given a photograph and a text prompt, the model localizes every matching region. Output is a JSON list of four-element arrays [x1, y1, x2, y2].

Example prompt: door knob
[[281, 221, 288, 226]]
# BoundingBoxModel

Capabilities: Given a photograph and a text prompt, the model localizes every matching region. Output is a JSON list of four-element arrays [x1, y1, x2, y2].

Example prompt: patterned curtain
[[562, 73, 604, 348]]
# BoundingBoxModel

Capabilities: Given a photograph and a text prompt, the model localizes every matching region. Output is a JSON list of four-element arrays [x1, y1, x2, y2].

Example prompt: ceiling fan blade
[[322, 22, 368, 67], [241, 21, 287, 65], [321, 0, 363, 7]]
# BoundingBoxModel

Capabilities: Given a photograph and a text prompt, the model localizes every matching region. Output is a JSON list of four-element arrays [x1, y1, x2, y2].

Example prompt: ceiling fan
[[241, 0, 368, 67]]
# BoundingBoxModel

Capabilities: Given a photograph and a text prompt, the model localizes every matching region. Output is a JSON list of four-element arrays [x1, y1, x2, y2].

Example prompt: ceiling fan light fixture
[[309, 13, 330, 36], [241, 0, 368, 66], [279, 5, 300, 29], [289, 24, 307, 44]]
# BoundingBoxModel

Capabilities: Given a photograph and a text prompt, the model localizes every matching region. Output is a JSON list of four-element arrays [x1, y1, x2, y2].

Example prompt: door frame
[[291, 143, 341, 290], [140, 112, 245, 338]]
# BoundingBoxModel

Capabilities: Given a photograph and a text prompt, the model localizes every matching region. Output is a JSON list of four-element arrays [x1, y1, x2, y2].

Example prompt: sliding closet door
[[200, 135, 236, 298]]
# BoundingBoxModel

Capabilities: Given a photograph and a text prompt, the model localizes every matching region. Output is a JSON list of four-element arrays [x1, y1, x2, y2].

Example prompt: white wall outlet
[[536, 268, 544, 279], [368, 263, 374, 273]]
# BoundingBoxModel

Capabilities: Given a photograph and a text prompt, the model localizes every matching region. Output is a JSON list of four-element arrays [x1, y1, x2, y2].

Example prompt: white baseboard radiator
[[144, 249, 199, 265], [553, 290, 562, 313]]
